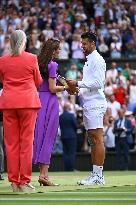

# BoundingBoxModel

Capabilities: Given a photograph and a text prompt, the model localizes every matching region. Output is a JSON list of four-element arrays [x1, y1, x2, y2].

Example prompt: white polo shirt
[[78, 50, 107, 108]]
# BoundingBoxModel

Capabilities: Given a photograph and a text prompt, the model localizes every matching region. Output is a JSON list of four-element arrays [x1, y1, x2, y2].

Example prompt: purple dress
[[33, 61, 59, 165]]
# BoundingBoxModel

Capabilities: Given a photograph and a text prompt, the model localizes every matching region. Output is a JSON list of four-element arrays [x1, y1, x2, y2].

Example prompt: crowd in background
[[0, 0, 136, 58], [0, 0, 136, 171]]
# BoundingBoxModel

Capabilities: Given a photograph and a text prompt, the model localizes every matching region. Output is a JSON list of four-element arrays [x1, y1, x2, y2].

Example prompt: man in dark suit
[[59, 102, 77, 171], [113, 108, 133, 170]]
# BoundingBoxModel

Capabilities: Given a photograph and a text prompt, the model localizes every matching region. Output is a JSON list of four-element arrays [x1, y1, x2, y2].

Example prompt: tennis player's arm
[[78, 62, 106, 90]]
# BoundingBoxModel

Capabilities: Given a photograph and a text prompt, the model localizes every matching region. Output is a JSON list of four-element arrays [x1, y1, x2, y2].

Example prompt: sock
[[93, 165, 103, 177]]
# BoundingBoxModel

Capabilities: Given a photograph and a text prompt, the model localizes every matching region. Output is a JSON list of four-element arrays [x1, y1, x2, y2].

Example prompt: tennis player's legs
[[84, 106, 106, 164], [77, 106, 106, 185]]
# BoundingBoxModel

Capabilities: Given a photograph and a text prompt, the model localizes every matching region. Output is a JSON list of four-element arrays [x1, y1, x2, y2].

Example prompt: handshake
[[58, 75, 79, 95]]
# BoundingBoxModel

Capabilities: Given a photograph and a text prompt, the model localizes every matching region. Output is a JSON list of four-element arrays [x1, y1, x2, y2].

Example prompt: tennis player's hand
[[66, 79, 78, 94], [66, 79, 77, 86], [66, 87, 79, 95]]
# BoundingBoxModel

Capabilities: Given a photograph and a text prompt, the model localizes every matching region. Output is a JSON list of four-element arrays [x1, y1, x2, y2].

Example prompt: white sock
[[93, 165, 103, 177]]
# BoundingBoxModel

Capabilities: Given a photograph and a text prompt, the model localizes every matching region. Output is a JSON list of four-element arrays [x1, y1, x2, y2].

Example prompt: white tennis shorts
[[83, 106, 107, 130]]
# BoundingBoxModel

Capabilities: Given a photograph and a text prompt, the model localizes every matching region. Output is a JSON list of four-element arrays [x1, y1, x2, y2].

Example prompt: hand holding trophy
[[58, 75, 79, 95], [66, 79, 79, 95]]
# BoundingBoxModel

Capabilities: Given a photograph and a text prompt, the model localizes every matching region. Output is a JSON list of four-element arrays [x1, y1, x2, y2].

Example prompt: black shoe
[[0, 174, 4, 180]]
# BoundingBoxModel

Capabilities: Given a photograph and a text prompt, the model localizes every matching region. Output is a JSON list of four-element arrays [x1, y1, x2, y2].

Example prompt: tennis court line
[[0, 197, 136, 201], [44, 191, 136, 194]]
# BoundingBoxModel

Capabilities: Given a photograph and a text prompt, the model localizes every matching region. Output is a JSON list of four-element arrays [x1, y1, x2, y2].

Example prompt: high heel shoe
[[38, 177, 58, 186]]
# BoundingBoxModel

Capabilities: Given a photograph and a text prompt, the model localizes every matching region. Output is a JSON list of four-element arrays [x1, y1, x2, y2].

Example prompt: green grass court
[[0, 171, 136, 205]]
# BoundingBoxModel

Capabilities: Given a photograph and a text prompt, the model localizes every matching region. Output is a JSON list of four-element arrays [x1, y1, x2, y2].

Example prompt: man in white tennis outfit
[[67, 32, 107, 185]]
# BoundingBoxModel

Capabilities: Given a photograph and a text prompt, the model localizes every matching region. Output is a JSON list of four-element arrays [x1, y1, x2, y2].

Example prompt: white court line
[[44, 192, 136, 194], [0, 198, 136, 201]]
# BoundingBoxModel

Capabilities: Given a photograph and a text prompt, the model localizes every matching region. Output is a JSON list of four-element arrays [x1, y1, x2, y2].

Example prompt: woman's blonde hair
[[10, 30, 27, 56]]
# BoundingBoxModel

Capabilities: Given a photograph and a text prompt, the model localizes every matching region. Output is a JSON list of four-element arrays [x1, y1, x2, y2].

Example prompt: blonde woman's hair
[[10, 30, 27, 56]]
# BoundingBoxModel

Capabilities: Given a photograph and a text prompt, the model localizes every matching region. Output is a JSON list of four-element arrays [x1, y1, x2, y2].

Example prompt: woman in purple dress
[[33, 38, 68, 186]]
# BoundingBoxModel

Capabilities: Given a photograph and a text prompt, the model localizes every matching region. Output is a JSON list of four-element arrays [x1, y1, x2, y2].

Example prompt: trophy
[[57, 75, 78, 95], [57, 75, 68, 86]]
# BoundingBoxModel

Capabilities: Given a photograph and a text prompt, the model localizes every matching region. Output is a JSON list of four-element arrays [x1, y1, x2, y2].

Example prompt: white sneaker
[[77, 174, 105, 185]]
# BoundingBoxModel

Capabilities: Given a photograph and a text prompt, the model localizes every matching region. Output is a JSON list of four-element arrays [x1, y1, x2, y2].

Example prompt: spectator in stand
[[126, 28, 136, 58], [28, 30, 41, 55], [115, 67, 127, 89], [98, 22, 109, 40], [126, 39, 136, 58], [66, 63, 79, 80], [106, 107, 113, 119], [104, 79, 114, 96], [71, 34, 84, 59], [113, 108, 133, 170], [59, 101, 77, 171], [98, 37, 109, 58], [118, 14, 131, 28], [125, 110, 134, 148], [103, 115, 115, 152], [114, 80, 127, 106], [37, 33, 46, 48], [1, 35, 10, 56], [89, 18, 96, 32], [0, 0, 136, 60], [58, 94, 65, 116], [74, 12, 87, 30], [106, 62, 118, 83], [107, 94, 121, 119], [122, 27, 133, 57], [127, 77, 136, 113], [104, 2, 116, 24], [130, 8, 136, 27], [58, 36, 70, 59], [0, 27, 6, 56], [94, 1, 104, 26], [110, 35, 122, 59], [131, 114, 136, 150], [122, 62, 131, 81], [42, 23, 54, 41]]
